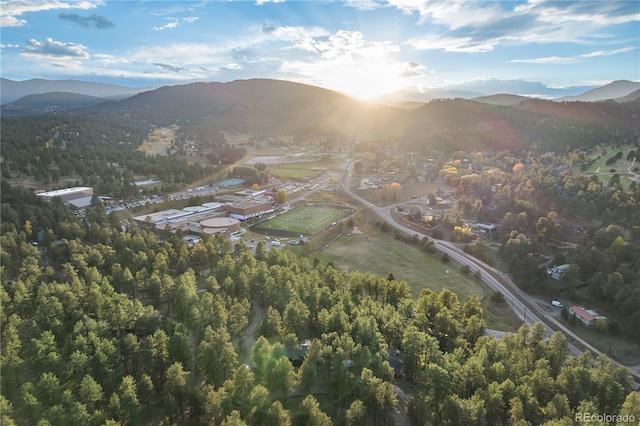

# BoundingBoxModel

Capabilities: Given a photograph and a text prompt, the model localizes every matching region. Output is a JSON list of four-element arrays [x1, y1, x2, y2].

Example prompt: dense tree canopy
[[1, 197, 637, 424]]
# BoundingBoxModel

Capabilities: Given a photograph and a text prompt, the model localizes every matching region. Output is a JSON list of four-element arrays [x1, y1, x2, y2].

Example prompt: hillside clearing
[[318, 231, 485, 301]]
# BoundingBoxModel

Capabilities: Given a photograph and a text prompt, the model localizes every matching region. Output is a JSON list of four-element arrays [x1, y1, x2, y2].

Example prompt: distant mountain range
[[2, 78, 638, 155], [0, 78, 155, 105], [557, 80, 640, 102], [377, 80, 640, 106], [2, 78, 639, 112]]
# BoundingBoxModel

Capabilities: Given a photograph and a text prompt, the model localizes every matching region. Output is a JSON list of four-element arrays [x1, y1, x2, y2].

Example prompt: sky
[[1, 0, 639, 99]]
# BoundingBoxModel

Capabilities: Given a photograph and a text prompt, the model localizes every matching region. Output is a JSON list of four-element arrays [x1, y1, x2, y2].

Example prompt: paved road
[[342, 160, 640, 386]]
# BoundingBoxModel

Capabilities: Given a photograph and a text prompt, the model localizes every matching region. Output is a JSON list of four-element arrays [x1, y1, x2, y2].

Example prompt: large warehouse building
[[224, 198, 274, 220], [37, 187, 94, 203]]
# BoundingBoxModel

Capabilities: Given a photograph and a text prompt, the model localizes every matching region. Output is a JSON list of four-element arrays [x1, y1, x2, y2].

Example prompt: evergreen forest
[[1, 187, 639, 425]]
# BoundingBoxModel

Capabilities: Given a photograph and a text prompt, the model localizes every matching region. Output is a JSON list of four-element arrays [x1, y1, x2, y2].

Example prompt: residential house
[[569, 306, 607, 327]]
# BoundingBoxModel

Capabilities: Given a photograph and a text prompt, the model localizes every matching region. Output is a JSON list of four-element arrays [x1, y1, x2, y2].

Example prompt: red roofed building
[[569, 306, 606, 327]]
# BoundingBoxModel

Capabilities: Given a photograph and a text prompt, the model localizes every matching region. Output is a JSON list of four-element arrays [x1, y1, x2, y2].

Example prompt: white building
[[37, 187, 93, 203], [547, 264, 571, 280]]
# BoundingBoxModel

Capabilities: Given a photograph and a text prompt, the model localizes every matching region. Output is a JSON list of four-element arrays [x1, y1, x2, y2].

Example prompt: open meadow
[[137, 126, 177, 156], [574, 145, 639, 190], [317, 231, 485, 301]]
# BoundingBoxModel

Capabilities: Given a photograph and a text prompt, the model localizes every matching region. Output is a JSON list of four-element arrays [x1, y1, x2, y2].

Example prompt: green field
[[318, 232, 485, 301], [269, 160, 336, 180], [574, 146, 638, 190], [270, 167, 321, 179], [256, 206, 349, 235]]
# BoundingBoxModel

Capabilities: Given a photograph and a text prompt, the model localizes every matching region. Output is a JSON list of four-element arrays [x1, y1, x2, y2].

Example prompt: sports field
[[256, 206, 349, 235], [318, 231, 485, 301], [270, 167, 320, 179]]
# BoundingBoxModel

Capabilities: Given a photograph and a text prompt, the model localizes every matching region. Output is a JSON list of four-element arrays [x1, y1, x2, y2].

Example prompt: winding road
[[341, 160, 640, 386]]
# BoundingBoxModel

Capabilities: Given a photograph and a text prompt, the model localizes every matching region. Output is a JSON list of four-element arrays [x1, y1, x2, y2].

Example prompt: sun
[[325, 58, 412, 100]]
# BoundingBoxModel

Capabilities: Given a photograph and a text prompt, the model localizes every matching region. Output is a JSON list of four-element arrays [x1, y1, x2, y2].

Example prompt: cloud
[[515, 0, 640, 26], [153, 63, 186, 73], [509, 56, 582, 65], [389, 0, 640, 53], [59, 13, 114, 28], [581, 47, 637, 57], [262, 23, 329, 41], [220, 63, 243, 71], [21, 37, 89, 59], [152, 16, 199, 31], [93, 53, 128, 65], [153, 22, 179, 31], [344, 0, 384, 10], [308, 30, 399, 60], [1, 0, 100, 27], [276, 29, 417, 97], [400, 62, 426, 77], [510, 47, 637, 64], [407, 34, 498, 53], [255, 0, 285, 5]]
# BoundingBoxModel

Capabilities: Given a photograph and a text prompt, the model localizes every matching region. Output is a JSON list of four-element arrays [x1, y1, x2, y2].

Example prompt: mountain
[[86, 79, 406, 140], [0, 78, 155, 105], [81, 79, 638, 155], [447, 79, 595, 98], [6, 78, 636, 154], [558, 80, 640, 102], [373, 88, 484, 104], [615, 89, 640, 103], [1, 92, 115, 116], [472, 94, 531, 106], [373, 79, 600, 104]]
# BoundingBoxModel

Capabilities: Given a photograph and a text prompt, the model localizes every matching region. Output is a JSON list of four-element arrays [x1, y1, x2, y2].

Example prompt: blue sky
[[1, 0, 638, 99]]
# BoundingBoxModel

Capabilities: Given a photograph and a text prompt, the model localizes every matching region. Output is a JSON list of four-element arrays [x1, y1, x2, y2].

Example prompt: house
[[386, 348, 404, 377], [435, 197, 449, 208], [474, 223, 496, 234], [569, 306, 607, 327], [547, 264, 571, 280]]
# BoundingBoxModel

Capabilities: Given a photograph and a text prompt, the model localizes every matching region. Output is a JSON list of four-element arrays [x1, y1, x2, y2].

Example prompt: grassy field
[[137, 126, 176, 156], [270, 167, 322, 179], [255, 206, 349, 235], [317, 231, 485, 301], [573, 145, 639, 190], [269, 159, 338, 180]]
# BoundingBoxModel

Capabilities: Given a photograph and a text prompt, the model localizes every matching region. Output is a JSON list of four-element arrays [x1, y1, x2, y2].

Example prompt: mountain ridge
[[558, 80, 640, 102], [0, 78, 156, 105], [3, 77, 639, 108], [2, 78, 638, 155]]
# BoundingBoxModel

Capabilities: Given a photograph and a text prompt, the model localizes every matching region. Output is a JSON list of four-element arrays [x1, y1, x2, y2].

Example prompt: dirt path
[[242, 299, 264, 367], [390, 384, 411, 426]]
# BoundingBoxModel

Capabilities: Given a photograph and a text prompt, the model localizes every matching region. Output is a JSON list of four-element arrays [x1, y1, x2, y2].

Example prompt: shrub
[[490, 292, 506, 304], [460, 264, 471, 276]]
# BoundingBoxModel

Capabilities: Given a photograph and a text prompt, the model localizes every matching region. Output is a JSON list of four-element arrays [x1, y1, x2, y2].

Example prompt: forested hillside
[[87, 79, 406, 140], [0, 114, 237, 198], [1, 185, 639, 425], [2, 80, 639, 199]]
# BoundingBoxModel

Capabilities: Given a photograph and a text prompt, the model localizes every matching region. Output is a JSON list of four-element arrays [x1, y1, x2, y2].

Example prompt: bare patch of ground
[[137, 126, 177, 156]]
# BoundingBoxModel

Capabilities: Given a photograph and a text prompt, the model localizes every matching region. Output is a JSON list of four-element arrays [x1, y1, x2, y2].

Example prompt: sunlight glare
[[324, 58, 412, 100]]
